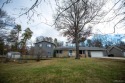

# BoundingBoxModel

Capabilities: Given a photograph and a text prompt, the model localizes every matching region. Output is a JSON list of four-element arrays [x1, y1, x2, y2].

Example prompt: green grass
[[0, 58, 125, 83]]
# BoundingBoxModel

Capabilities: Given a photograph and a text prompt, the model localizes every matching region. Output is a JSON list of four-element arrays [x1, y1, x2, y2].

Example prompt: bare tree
[[35, 47, 47, 61], [0, 9, 15, 27], [0, 9, 7, 29], [54, 0, 106, 59], [48, 37, 53, 42], [0, 9, 15, 44], [1, 0, 41, 21], [97, 0, 125, 33], [54, 38, 58, 46], [0, 0, 53, 23], [113, 0, 125, 31]]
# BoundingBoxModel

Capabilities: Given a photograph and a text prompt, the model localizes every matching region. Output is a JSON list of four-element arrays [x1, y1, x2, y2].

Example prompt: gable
[[109, 47, 122, 52], [109, 47, 123, 57], [107, 46, 123, 52]]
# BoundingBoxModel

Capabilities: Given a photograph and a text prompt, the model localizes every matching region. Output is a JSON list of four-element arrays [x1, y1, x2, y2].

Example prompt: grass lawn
[[0, 58, 125, 83]]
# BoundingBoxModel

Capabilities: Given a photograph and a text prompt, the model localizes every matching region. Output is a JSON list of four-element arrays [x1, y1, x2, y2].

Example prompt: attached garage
[[90, 51, 104, 57], [80, 47, 107, 58]]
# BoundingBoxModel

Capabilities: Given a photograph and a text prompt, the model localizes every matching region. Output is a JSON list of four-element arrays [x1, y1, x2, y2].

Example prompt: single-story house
[[107, 46, 125, 57], [55, 47, 107, 58], [34, 41, 56, 58]]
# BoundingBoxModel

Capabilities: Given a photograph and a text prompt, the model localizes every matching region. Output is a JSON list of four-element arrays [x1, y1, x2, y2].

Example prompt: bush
[[36, 54, 40, 62]]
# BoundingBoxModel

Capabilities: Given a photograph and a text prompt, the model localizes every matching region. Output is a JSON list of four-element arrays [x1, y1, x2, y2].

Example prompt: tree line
[[0, 9, 33, 55], [80, 34, 125, 48]]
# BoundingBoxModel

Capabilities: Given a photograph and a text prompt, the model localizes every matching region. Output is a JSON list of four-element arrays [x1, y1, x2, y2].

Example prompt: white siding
[[7, 52, 21, 59], [14, 55, 20, 59], [12, 55, 20, 59]]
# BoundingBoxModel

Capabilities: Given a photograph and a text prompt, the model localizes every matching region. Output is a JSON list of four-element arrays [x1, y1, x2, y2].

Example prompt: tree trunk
[[75, 33, 80, 59], [21, 40, 26, 56], [17, 32, 19, 50]]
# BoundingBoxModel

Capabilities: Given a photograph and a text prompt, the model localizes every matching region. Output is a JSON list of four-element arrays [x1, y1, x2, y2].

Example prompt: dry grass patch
[[0, 58, 125, 83]]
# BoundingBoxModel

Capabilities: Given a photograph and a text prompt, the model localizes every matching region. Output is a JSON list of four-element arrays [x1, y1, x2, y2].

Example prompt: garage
[[90, 51, 104, 57]]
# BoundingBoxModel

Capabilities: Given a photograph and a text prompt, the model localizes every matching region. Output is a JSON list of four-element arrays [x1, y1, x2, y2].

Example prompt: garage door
[[90, 51, 103, 57]]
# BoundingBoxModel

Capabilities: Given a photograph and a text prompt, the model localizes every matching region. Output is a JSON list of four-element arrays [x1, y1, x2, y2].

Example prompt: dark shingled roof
[[55, 47, 106, 51], [107, 46, 125, 52], [34, 41, 56, 46]]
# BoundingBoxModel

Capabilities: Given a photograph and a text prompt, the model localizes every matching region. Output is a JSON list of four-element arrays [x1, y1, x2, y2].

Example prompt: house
[[55, 47, 107, 58], [107, 46, 125, 57], [34, 41, 56, 58]]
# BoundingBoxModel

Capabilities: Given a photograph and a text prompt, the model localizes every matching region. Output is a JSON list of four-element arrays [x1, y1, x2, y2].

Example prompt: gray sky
[[0, 0, 125, 43], [0, 0, 67, 43]]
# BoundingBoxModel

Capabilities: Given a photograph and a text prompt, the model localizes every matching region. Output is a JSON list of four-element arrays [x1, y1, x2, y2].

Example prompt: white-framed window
[[39, 44, 42, 47], [47, 44, 51, 48]]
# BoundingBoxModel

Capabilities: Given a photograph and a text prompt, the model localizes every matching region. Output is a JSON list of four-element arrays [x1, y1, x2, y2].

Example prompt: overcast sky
[[0, 0, 124, 43], [0, 0, 67, 43]]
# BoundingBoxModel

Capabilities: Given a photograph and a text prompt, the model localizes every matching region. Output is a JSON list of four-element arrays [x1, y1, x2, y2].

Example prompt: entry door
[[69, 50, 72, 56]]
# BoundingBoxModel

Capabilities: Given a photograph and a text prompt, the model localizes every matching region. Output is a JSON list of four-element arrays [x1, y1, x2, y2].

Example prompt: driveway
[[99, 57, 125, 60]]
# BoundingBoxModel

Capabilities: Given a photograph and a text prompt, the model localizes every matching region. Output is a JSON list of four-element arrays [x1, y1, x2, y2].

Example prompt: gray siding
[[109, 48, 123, 57], [103, 50, 108, 56], [35, 41, 55, 57]]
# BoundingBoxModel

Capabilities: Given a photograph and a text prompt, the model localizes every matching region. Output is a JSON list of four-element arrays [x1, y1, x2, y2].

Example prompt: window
[[69, 50, 72, 56], [56, 50, 62, 54], [69, 50, 72, 53], [48, 52, 51, 55], [79, 50, 82, 54], [38, 44, 42, 47], [47, 44, 51, 47], [79, 50, 85, 54], [60, 50, 62, 54], [56, 50, 58, 53], [83, 50, 85, 54], [39, 44, 42, 47]]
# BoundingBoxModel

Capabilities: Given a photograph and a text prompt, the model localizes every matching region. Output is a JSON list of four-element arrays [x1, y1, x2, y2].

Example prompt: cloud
[[30, 23, 67, 42]]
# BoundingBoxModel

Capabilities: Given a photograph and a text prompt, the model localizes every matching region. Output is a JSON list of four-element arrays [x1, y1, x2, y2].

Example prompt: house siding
[[56, 50, 68, 57], [56, 50, 76, 57], [109, 48, 123, 57], [35, 41, 55, 57], [103, 50, 108, 56], [56, 50, 89, 58]]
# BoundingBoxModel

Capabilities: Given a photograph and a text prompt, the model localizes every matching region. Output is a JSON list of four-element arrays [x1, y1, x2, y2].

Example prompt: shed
[[7, 52, 21, 59]]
